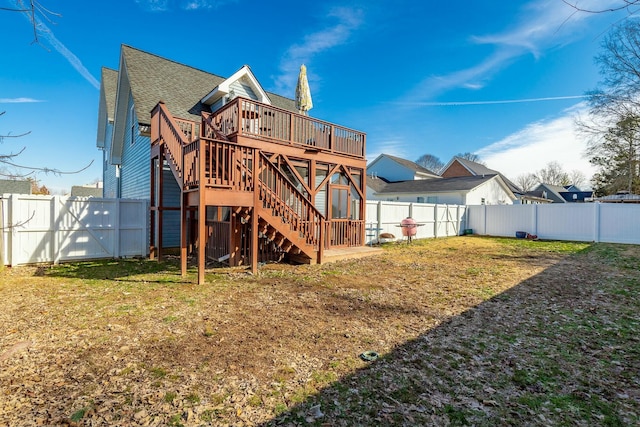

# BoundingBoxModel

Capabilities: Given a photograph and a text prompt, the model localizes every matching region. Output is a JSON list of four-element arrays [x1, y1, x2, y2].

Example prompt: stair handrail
[[151, 101, 194, 183], [258, 152, 324, 249]]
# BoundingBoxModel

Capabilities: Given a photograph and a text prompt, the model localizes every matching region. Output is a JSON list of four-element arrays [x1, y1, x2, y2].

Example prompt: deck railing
[[326, 219, 365, 247], [151, 102, 192, 179], [183, 138, 255, 191], [206, 97, 365, 159]]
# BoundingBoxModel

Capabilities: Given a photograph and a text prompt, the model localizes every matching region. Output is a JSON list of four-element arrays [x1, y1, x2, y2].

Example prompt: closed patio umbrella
[[295, 64, 313, 115]]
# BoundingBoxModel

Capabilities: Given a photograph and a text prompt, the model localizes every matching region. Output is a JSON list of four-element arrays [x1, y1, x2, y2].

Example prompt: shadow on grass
[[41, 257, 182, 281], [257, 244, 639, 426]]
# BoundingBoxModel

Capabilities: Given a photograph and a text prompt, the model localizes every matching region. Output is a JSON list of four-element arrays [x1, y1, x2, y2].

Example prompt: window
[[417, 197, 424, 203], [427, 196, 437, 204], [129, 104, 136, 145], [481, 198, 486, 205]]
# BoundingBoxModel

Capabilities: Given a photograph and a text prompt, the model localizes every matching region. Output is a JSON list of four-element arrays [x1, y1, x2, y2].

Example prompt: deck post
[[317, 218, 325, 264], [157, 151, 164, 260], [149, 156, 157, 260], [251, 151, 260, 274], [197, 139, 206, 284], [180, 192, 187, 276]]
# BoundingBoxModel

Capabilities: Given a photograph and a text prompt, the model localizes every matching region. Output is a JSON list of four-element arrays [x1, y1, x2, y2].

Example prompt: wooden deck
[[322, 245, 384, 263], [150, 99, 368, 283]]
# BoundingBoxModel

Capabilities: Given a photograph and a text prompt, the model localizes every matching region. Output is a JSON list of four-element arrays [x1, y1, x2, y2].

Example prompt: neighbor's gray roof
[[451, 157, 522, 193], [120, 45, 297, 124], [366, 175, 390, 193], [0, 179, 31, 195], [375, 175, 497, 194], [101, 67, 118, 121], [380, 154, 440, 176], [71, 186, 103, 197], [453, 157, 499, 176]]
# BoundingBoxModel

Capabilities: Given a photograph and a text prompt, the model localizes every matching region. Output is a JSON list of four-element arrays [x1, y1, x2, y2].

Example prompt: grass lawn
[[0, 236, 638, 426]]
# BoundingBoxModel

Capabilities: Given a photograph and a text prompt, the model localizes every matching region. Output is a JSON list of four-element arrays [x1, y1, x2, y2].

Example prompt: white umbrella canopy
[[295, 64, 313, 115]]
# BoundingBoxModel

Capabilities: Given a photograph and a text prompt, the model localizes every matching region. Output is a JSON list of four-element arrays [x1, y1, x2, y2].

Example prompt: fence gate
[[1, 194, 148, 266]]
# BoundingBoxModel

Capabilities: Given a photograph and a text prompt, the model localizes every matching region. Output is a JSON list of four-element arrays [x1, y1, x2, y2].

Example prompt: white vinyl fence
[[1, 194, 148, 266], [365, 201, 467, 244], [467, 203, 640, 244]]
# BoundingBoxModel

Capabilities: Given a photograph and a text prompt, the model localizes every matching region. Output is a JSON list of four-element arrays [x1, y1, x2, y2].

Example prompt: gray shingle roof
[[383, 154, 440, 176], [367, 175, 389, 193], [71, 186, 103, 197], [102, 67, 118, 120], [375, 175, 497, 194], [121, 45, 297, 124], [0, 179, 31, 195], [450, 157, 522, 193]]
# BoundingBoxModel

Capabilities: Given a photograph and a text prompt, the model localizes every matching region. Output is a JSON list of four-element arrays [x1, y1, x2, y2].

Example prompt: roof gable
[[96, 67, 118, 149], [367, 154, 440, 178], [105, 45, 299, 165], [201, 65, 271, 106]]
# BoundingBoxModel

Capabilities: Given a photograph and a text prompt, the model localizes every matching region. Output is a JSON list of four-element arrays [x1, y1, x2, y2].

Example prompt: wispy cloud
[[411, 0, 624, 100], [396, 95, 587, 107], [0, 97, 45, 103], [135, 0, 236, 11], [477, 103, 597, 182], [13, 1, 99, 89], [135, 0, 169, 11], [273, 7, 364, 95]]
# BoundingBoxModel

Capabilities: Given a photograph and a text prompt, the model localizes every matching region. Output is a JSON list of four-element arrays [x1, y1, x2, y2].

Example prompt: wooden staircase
[[151, 102, 323, 265]]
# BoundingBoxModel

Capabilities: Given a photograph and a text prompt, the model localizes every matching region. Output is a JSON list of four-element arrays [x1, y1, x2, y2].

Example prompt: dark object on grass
[[515, 231, 527, 238], [360, 351, 379, 362]]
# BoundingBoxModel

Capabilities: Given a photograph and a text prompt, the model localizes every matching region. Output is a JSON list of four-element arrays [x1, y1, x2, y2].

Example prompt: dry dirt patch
[[0, 237, 637, 426]]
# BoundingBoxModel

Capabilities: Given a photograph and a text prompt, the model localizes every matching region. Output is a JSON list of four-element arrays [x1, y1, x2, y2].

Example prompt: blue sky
[[0, 0, 636, 193]]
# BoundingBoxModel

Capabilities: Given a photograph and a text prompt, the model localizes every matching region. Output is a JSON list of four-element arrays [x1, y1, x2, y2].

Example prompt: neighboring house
[[0, 179, 31, 195], [97, 45, 368, 279], [518, 192, 553, 204], [367, 154, 440, 181], [440, 156, 522, 194], [370, 174, 516, 205], [71, 185, 103, 198], [531, 183, 594, 203]]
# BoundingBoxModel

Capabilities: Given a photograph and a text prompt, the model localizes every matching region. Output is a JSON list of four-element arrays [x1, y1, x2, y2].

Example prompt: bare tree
[[1, 111, 93, 178], [534, 161, 571, 186], [578, 20, 640, 195], [455, 152, 485, 165], [562, 0, 640, 15], [569, 170, 587, 188], [415, 154, 444, 174], [515, 173, 538, 192], [1, 1, 60, 45]]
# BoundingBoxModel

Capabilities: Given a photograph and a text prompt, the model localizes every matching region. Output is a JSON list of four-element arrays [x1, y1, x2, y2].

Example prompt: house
[[367, 154, 517, 205], [97, 45, 368, 282], [367, 154, 440, 181], [441, 156, 524, 193], [530, 183, 594, 203], [369, 174, 516, 205], [0, 179, 31, 195]]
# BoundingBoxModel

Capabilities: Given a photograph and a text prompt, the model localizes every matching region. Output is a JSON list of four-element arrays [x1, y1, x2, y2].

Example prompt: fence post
[[593, 202, 600, 243], [377, 201, 382, 237], [434, 204, 439, 238], [52, 196, 59, 264], [532, 204, 538, 237], [456, 205, 461, 236], [482, 204, 487, 235], [114, 199, 121, 258], [0, 199, 4, 269], [10, 194, 19, 266]]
